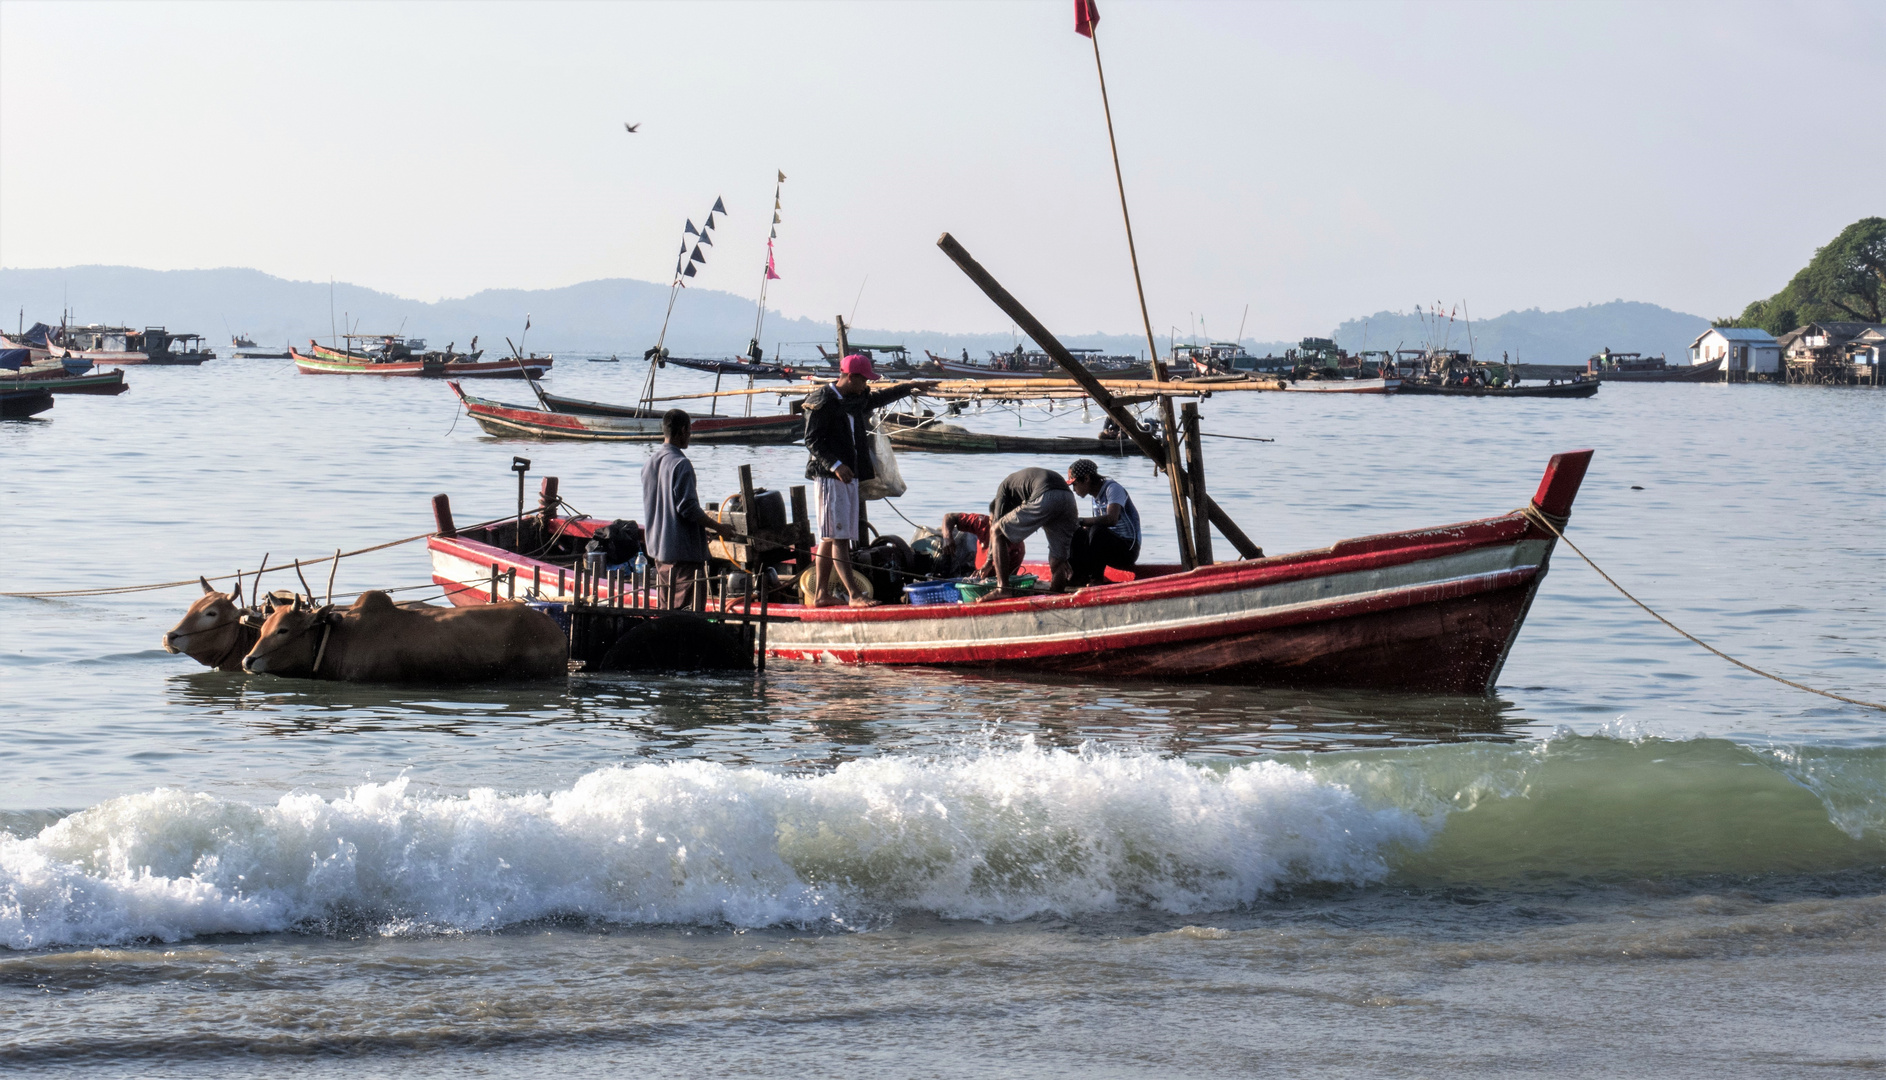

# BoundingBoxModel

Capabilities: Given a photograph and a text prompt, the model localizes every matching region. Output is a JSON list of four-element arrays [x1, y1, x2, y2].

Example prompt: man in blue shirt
[[1065, 458, 1141, 587], [642, 409, 734, 609]]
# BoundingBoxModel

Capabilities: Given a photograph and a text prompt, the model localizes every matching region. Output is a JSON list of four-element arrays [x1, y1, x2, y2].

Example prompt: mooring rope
[[0, 532, 435, 599], [1521, 506, 1885, 712]]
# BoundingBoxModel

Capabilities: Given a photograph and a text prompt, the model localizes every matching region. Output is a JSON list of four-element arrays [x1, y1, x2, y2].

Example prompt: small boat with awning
[[293, 341, 548, 378]]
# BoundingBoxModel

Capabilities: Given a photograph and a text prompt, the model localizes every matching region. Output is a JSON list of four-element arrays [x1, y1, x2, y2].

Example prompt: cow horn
[[316, 604, 335, 622], [200, 576, 215, 595], [293, 596, 306, 612]]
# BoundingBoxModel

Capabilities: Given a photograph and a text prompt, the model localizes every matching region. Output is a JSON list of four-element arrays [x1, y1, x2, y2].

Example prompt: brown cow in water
[[241, 590, 565, 682], [162, 577, 258, 671]]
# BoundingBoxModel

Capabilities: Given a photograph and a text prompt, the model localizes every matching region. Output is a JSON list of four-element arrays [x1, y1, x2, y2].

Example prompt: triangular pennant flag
[[703, 213, 716, 232], [765, 243, 780, 281], [774, 197, 780, 210], [696, 230, 712, 246], [778, 170, 786, 182], [685, 220, 698, 236], [769, 227, 776, 239], [683, 264, 696, 278], [689, 245, 706, 264], [772, 212, 780, 224], [711, 196, 726, 214], [679, 239, 689, 255]]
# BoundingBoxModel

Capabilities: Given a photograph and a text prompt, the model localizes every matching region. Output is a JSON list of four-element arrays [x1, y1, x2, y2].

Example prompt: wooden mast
[[1083, 15, 1196, 568]]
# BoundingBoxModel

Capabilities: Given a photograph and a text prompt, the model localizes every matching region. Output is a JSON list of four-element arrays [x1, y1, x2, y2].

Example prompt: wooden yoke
[[935, 233, 1262, 560]]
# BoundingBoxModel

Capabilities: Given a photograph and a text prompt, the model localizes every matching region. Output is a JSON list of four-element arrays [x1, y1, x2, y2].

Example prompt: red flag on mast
[[1075, 0, 1099, 37]]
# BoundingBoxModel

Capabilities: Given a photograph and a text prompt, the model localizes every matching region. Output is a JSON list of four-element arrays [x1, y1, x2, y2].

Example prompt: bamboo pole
[[1181, 402, 1213, 564]]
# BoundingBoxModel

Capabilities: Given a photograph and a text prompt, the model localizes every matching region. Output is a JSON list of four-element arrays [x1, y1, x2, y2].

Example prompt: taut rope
[[0, 532, 434, 599], [1522, 505, 1884, 712]]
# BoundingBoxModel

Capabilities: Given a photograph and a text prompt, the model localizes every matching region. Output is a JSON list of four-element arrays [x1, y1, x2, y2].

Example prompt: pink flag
[[1075, 0, 1099, 37], [765, 241, 781, 281]]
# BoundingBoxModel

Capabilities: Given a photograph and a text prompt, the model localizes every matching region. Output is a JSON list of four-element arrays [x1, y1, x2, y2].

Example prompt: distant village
[[1688, 320, 1884, 386]]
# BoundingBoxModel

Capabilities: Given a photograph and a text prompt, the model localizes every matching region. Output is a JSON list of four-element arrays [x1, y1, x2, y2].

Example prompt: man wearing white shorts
[[801, 353, 929, 607]]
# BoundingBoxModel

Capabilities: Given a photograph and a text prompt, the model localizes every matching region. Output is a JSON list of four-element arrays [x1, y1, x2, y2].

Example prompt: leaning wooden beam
[[934, 232, 1261, 560]]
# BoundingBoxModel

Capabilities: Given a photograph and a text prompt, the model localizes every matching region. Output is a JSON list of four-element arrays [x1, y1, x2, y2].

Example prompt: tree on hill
[[1718, 218, 1886, 333]]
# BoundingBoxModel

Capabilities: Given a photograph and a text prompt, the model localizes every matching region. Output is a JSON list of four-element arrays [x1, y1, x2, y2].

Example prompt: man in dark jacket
[[643, 409, 734, 609], [802, 353, 929, 606]]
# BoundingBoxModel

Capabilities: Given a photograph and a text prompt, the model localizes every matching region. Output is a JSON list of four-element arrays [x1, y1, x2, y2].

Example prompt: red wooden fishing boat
[[449, 381, 803, 443], [426, 449, 1592, 693], [293, 343, 548, 378]]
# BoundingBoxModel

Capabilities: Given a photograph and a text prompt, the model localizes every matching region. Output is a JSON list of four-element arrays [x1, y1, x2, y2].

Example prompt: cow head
[[163, 577, 249, 670], [242, 598, 334, 676]]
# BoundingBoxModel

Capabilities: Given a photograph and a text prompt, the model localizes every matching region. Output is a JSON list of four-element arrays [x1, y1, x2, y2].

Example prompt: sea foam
[[1, 742, 1431, 948]]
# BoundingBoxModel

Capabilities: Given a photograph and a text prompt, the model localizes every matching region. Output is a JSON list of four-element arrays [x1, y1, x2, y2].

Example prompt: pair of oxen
[[162, 579, 566, 682]]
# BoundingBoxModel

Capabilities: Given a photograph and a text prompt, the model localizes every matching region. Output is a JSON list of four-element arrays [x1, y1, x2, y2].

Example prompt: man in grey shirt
[[986, 466, 1078, 596], [642, 410, 733, 609]]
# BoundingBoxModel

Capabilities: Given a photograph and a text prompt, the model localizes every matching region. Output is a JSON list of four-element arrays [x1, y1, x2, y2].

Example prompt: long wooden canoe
[[1399, 379, 1599, 399], [293, 345, 547, 379], [450, 382, 803, 443], [879, 414, 1146, 455]]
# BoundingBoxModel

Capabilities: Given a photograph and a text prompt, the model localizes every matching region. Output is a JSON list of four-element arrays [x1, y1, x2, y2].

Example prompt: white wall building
[[1689, 327, 1780, 375]]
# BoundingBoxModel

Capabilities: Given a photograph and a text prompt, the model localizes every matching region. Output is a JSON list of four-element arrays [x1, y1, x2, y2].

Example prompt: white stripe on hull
[[430, 537, 1548, 660], [763, 539, 1547, 659]]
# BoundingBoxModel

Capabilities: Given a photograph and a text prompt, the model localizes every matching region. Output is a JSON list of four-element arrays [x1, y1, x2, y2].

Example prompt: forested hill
[[1, 265, 1705, 365]]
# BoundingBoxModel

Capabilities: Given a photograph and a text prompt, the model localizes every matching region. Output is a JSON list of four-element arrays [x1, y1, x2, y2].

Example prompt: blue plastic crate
[[903, 579, 964, 606]]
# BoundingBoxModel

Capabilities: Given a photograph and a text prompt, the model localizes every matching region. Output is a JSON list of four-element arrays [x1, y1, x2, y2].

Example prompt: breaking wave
[[3, 736, 1881, 949]]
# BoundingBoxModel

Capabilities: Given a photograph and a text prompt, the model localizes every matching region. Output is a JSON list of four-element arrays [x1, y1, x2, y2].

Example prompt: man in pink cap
[[802, 353, 931, 607]]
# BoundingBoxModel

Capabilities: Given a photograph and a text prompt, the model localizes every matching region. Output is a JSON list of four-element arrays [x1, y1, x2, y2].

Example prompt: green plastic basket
[[955, 573, 1036, 602]]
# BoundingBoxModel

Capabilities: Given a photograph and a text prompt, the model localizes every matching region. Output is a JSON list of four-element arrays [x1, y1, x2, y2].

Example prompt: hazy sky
[[2, 1, 1879, 339]]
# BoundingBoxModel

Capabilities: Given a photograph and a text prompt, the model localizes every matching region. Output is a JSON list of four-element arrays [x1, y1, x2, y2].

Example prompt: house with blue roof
[[1689, 326, 1780, 380]]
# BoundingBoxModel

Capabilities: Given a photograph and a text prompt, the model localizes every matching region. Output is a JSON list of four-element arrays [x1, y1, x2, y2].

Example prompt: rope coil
[[1522, 505, 1883, 712]]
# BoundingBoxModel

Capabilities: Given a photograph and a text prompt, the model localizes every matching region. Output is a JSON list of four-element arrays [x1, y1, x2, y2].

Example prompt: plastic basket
[[956, 573, 1039, 602], [904, 579, 963, 606]]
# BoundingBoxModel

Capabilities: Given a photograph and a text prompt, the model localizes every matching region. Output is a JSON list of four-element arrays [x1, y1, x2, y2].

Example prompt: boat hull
[[451, 382, 803, 443], [1592, 357, 1723, 382], [1, 387, 55, 418], [425, 450, 1593, 693], [293, 347, 547, 378], [1400, 380, 1599, 398], [1279, 377, 1401, 394], [0, 369, 129, 395]]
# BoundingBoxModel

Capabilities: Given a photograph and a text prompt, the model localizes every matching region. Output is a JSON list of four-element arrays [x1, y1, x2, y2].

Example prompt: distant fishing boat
[[448, 381, 800, 442], [57, 324, 212, 365], [658, 354, 809, 380], [293, 341, 547, 379], [1586, 350, 1723, 382], [1399, 380, 1599, 399]]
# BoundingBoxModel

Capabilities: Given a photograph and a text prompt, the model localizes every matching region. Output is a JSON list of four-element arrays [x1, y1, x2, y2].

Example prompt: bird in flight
[[623, 122, 641, 133]]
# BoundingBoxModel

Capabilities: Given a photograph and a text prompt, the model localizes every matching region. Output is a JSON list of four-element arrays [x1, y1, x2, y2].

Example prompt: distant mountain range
[[0, 266, 1709, 366]]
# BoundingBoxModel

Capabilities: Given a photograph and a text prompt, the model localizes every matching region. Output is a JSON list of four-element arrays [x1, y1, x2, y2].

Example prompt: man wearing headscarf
[[801, 353, 930, 607]]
